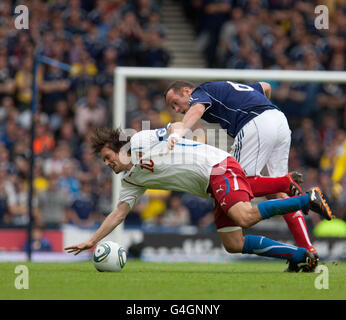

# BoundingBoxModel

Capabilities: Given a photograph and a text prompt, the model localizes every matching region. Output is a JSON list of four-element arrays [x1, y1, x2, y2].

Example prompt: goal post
[[112, 67, 346, 242]]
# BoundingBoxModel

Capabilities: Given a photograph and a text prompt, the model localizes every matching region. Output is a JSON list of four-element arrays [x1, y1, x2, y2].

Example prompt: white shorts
[[230, 109, 291, 177]]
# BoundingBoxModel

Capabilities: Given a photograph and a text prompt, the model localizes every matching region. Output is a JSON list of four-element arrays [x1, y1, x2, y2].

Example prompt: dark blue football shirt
[[189, 81, 280, 138]]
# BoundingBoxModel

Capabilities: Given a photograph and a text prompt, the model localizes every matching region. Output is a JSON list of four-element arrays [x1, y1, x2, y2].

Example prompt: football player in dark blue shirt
[[164, 80, 318, 272]]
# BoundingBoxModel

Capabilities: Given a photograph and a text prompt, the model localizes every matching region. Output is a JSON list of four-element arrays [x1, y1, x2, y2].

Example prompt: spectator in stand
[[104, 25, 129, 66], [97, 47, 118, 74], [130, 98, 152, 120], [302, 137, 323, 169], [0, 1, 12, 30], [317, 81, 345, 128], [180, 193, 214, 228], [0, 163, 16, 214], [292, 118, 321, 152], [95, 61, 116, 105], [88, 0, 112, 26], [0, 96, 18, 131], [68, 180, 99, 228], [144, 11, 166, 38], [0, 119, 20, 157], [0, 143, 17, 179], [33, 120, 56, 157], [70, 44, 98, 102], [75, 85, 107, 136], [51, 15, 73, 42], [135, 0, 156, 27], [95, 176, 113, 218], [36, 174, 70, 229], [319, 113, 339, 148], [196, 0, 232, 67], [0, 171, 10, 226], [303, 168, 320, 196], [139, 30, 170, 67], [10, 176, 38, 226], [49, 100, 73, 134], [65, 7, 88, 36], [93, 0, 130, 40], [43, 142, 72, 177], [161, 193, 190, 227], [39, 64, 71, 116], [14, 55, 34, 111], [57, 120, 81, 157], [146, 109, 165, 129], [58, 159, 81, 200], [33, 159, 49, 195], [23, 225, 52, 252], [141, 189, 171, 225], [84, 21, 104, 58], [78, 145, 98, 181], [125, 81, 150, 124], [271, 81, 311, 126], [0, 54, 15, 103], [118, 10, 144, 65]]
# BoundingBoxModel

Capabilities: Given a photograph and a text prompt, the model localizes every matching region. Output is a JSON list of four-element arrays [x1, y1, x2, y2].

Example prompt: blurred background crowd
[[0, 0, 345, 236]]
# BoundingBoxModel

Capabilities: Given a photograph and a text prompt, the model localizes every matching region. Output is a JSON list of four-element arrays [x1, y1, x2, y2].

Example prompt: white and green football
[[92, 241, 127, 272]]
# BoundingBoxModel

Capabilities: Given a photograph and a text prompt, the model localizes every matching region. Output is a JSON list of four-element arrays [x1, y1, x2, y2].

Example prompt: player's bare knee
[[224, 238, 244, 253], [224, 245, 241, 254], [219, 231, 245, 254]]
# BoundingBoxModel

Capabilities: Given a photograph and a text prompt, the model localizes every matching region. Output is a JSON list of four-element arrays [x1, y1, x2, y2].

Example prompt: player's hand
[[167, 133, 179, 150], [64, 240, 94, 255], [168, 136, 178, 150]]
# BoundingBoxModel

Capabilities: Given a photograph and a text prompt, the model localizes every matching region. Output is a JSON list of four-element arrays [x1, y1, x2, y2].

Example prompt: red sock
[[246, 176, 289, 197], [283, 211, 314, 250], [247, 176, 315, 251]]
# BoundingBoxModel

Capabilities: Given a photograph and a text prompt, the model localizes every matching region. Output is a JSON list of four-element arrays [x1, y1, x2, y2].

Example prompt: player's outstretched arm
[[168, 103, 205, 149], [64, 202, 131, 255]]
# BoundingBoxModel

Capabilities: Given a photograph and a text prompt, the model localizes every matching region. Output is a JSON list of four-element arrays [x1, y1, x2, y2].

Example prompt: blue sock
[[258, 194, 309, 220], [242, 235, 307, 262]]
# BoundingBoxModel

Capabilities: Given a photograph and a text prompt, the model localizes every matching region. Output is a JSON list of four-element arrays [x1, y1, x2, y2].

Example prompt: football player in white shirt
[[65, 128, 333, 272]]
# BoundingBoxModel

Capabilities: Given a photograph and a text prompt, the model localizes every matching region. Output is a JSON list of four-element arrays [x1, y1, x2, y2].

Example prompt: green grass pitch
[[1, 260, 345, 300]]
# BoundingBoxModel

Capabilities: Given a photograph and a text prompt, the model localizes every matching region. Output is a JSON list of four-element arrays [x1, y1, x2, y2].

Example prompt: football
[[92, 241, 127, 272]]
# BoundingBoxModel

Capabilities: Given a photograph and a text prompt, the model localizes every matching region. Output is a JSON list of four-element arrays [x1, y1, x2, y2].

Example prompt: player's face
[[101, 147, 129, 174], [166, 88, 190, 114]]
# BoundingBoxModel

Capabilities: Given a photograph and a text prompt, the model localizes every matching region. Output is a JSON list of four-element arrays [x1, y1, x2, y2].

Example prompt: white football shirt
[[118, 130, 230, 209]]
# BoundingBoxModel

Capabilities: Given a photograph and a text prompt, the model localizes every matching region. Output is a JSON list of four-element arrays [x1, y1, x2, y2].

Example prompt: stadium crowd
[[0, 0, 345, 234]]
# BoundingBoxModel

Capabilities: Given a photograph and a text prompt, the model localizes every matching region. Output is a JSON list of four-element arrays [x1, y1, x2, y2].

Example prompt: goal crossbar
[[115, 67, 346, 82]]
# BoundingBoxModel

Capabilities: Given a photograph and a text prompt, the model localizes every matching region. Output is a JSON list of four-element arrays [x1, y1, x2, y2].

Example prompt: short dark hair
[[164, 80, 196, 99], [89, 127, 131, 155]]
